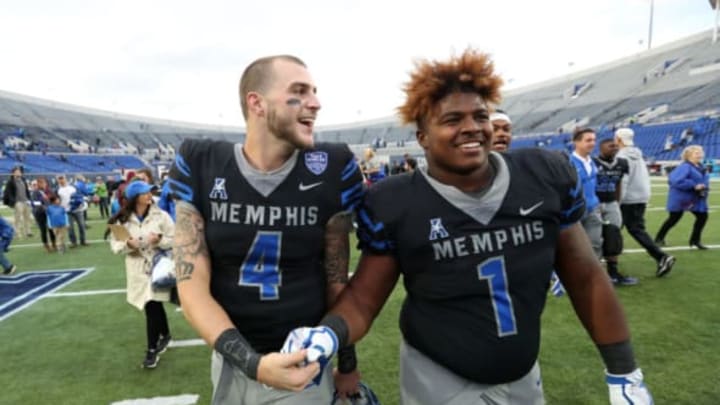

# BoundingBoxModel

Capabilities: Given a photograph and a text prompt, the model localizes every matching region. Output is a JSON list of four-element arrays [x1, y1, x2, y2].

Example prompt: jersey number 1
[[477, 256, 518, 337], [238, 231, 282, 300]]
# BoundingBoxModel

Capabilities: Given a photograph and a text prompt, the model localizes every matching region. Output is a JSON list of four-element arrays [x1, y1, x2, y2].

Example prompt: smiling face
[[418, 91, 493, 181], [258, 59, 321, 150]]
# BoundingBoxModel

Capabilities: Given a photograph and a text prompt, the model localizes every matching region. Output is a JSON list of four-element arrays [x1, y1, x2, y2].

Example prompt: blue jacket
[[667, 162, 710, 212], [570, 154, 599, 213], [0, 217, 14, 251], [46, 204, 69, 228]]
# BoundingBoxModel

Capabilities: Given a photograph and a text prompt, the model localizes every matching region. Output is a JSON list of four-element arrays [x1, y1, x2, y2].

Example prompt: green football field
[[0, 178, 718, 404]]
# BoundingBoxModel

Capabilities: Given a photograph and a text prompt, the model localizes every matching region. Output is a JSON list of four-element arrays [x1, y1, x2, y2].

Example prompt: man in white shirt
[[56, 175, 87, 247]]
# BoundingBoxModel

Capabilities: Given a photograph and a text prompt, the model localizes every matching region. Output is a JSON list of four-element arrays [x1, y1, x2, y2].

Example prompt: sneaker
[[657, 255, 675, 278], [156, 334, 172, 354], [142, 349, 159, 369], [2, 265, 16, 275], [611, 274, 639, 286]]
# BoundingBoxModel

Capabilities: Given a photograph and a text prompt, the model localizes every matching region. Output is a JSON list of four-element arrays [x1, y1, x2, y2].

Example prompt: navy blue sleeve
[[337, 146, 364, 213], [355, 182, 396, 254]]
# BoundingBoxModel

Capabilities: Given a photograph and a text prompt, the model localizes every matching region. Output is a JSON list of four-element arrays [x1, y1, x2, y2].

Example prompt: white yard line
[[109, 394, 199, 405], [168, 339, 205, 348], [47, 288, 125, 297]]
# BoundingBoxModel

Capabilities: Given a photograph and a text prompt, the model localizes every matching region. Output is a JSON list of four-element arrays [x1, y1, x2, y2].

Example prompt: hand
[[333, 368, 361, 400], [126, 237, 140, 249], [281, 326, 339, 363], [256, 350, 320, 392], [146, 232, 161, 245], [606, 368, 653, 405], [281, 326, 339, 387]]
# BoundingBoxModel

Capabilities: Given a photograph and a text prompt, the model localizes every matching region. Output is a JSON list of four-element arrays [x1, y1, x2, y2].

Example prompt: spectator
[[109, 181, 175, 369], [0, 216, 16, 275], [30, 177, 57, 252], [2, 166, 33, 240], [362, 148, 385, 184], [615, 128, 675, 277], [46, 195, 69, 253], [490, 111, 512, 152], [55, 175, 87, 248], [95, 176, 109, 219], [655, 145, 710, 250], [570, 128, 602, 259]]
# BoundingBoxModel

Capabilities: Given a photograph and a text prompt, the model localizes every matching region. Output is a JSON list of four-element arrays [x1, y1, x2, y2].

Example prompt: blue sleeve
[[668, 164, 696, 191], [338, 147, 365, 213], [557, 154, 586, 228], [355, 185, 395, 254]]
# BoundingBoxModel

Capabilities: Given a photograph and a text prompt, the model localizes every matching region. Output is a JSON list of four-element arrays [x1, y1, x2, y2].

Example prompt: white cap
[[615, 128, 634, 146]]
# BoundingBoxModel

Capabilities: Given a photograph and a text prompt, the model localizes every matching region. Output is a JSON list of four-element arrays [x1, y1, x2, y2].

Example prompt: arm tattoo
[[173, 201, 209, 282], [324, 211, 352, 284]]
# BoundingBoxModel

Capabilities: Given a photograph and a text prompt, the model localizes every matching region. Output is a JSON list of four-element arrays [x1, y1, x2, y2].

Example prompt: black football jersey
[[168, 139, 363, 353], [593, 156, 629, 203], [356, 149, 585, 384]]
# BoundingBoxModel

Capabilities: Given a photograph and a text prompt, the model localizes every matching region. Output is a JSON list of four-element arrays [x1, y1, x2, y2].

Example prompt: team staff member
[[168, 55, 363, 404], [300, 50, 652, 405]]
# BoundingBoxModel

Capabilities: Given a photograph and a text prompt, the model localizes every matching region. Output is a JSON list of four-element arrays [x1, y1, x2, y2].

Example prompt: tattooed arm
[[324, 211, 353, 303], [173, 201, 235, 345], [324, 211, 362, 398], [174, 201, 318, 390]]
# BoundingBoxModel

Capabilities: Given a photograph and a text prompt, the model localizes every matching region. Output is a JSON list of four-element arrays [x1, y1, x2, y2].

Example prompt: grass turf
[[0, 179, 717, 404]]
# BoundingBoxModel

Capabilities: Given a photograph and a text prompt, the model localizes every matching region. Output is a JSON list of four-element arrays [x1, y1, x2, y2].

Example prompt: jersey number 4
[[477, 256, 518, 337], [238, 231, 282, 300]]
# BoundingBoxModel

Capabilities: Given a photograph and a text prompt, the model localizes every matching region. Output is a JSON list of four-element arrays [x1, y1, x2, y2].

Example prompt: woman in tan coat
[[109, 180, 175, 369]]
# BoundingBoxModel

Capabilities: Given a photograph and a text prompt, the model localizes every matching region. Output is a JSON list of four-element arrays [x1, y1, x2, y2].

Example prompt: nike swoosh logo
[[519, 201, 544, 216], [299, 181, 323, 191]]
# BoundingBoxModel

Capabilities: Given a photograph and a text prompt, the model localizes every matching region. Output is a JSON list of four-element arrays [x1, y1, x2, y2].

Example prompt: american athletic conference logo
[[304, 151, 328, 175], [428, 217, 449, 241], [209, 177, 228, 200]]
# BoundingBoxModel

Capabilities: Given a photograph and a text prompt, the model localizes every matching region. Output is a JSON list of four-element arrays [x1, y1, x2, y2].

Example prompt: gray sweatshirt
[[617, 146, 651, 204]]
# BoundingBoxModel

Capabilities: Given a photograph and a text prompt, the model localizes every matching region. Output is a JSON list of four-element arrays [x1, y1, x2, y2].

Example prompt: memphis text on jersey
[[210, 201, 319, 227]]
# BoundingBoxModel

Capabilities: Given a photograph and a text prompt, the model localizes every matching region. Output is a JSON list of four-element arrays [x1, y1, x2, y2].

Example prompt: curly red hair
[[398, 49, 503, 128]]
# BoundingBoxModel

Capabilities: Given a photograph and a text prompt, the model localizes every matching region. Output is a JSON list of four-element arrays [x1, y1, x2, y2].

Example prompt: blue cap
[[125, 181, 157, 199]]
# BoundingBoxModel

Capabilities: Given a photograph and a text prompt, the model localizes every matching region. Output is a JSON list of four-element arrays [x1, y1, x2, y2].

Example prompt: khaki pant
[[13, 202, 32, 239]]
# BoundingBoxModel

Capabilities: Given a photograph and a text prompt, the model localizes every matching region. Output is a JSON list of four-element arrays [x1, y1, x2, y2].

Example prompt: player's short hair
[[398, 49, 503, 130], [599, 138, 615, 146], [573, 127, 595, 142], [239, 55, 307, 119], [681, 145, 704, 161]]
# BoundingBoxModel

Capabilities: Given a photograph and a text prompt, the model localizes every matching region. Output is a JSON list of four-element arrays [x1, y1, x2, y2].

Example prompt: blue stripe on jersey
[[166, 178, 194, 202], [341, 182, 364, 210], [175, 154, 191, 177], [358, 207, 384, 232], [561, 200, 584, 221], [568, 176, 582, 199], [341, 159, 359, 181]]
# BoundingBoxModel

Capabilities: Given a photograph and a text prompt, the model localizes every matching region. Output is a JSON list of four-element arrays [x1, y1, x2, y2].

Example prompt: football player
[[168, 55, 363, 404], [594, 138, 638, 285], [489, 110, 512, 152], [301, 50, 652, 404]]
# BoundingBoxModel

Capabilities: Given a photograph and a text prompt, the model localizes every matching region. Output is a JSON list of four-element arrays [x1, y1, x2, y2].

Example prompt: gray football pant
[[581, 206, 604, 259], [400, 340, 545, 405], [210, 350, 333, 405]]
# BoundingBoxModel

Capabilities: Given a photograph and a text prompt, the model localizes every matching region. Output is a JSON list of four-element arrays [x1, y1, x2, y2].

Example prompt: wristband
[[319, 313, 349, 349], [337, 344, 357, 374], [597, 340, 636, 374], [214, 328, 261, 380]]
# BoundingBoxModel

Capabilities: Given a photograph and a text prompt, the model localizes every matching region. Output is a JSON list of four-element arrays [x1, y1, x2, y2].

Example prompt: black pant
[[98, 197, 109, 218], [620, 203, 665, 262], [32, 210, 56, 247], [144, 301, 169, 350], [655, 211, 708, 244]]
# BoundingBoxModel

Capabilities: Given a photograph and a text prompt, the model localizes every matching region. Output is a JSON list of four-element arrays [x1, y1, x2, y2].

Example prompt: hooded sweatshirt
[[617, 145, 651, 204]]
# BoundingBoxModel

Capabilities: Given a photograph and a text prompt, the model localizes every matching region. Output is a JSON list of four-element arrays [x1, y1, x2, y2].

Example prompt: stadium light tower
[[647, 0, 654, 50], [712, 0, 720, 44]]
